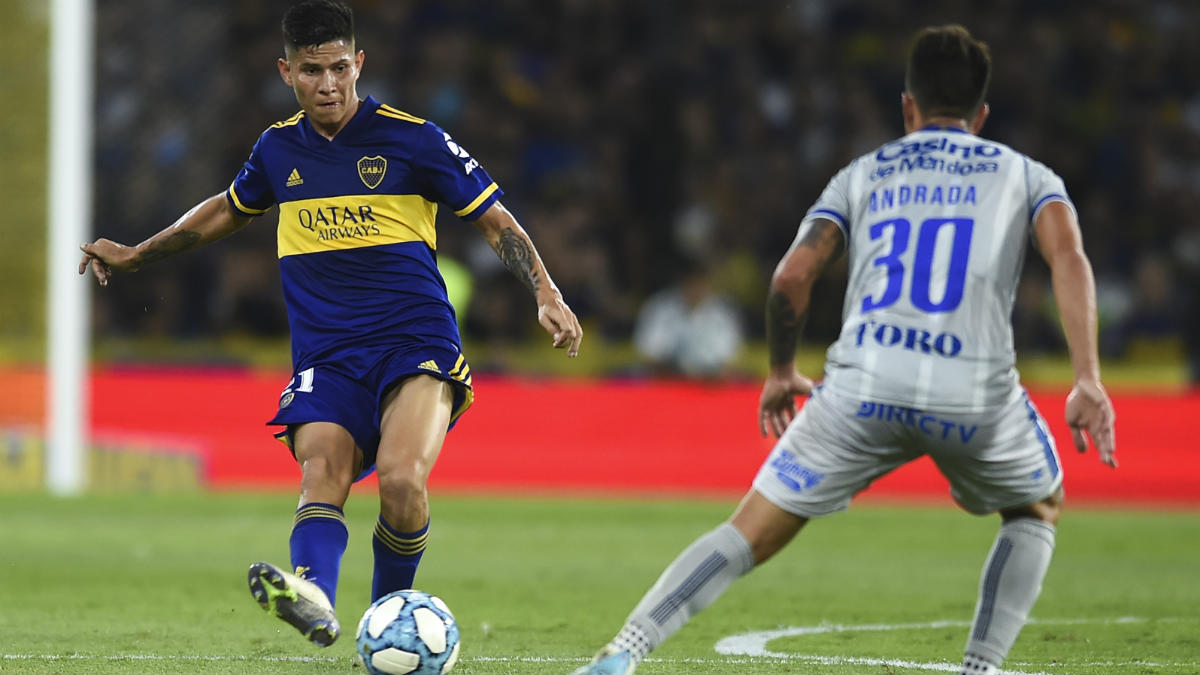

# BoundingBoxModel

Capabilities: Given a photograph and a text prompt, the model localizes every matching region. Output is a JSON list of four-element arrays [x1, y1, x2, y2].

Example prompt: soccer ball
[[356, 590, 461, 675]]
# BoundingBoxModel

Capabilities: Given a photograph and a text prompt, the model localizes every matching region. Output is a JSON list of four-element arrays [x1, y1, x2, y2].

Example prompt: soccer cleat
[[571, 646, 637, 675], [247, 561, 340, 646]]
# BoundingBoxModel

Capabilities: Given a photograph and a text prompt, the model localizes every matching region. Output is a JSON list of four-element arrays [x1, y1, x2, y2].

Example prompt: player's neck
[[914, 115, 970, 133]]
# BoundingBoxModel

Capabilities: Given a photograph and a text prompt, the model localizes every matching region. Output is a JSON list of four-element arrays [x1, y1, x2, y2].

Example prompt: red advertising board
[[69, 369, 1197, 506]]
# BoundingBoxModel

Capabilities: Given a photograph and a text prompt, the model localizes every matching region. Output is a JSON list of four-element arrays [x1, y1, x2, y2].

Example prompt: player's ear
[[901, 92, 919, 133], [971, 102, 990, 134], [277, 57, 293, 87], [355, 50, 365, 76]]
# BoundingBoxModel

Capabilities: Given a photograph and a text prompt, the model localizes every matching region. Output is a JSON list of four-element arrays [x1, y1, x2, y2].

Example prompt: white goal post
[[45, 0, 94, 495]]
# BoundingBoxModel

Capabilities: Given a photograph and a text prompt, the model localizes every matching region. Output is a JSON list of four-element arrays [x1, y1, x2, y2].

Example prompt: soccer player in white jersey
[[574, 25, 1116, 675]]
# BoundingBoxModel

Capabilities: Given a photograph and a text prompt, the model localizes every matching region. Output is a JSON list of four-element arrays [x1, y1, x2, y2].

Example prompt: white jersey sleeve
[[806, 129, 1073, 412]]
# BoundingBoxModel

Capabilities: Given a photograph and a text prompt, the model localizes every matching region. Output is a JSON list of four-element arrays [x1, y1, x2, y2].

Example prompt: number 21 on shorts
[[279, 367, 315, 407]]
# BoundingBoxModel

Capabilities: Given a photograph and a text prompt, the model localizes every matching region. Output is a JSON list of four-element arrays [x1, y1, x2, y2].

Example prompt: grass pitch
[[1, 492, 1196, 674]]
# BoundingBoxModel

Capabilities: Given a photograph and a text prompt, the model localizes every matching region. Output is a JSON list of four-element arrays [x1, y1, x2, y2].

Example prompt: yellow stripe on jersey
[[454, 182, 500, 217], [276, 193, 439, 257], [375, 105, 426, 124], [227, 182, 270, 215], [270, 111, 305, 129]]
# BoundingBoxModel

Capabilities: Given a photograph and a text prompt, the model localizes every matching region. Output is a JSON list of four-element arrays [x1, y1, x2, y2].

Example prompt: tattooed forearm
[[764, 218, 839, 366], [766, 290, 806, 367], [139, 230, 203, 266], [495, 229, 541, 294]]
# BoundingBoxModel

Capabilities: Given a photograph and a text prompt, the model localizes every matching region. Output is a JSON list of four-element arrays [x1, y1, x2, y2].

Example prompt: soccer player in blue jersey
[[80, 0, 582, 648], [574, 25, 1115, 675]]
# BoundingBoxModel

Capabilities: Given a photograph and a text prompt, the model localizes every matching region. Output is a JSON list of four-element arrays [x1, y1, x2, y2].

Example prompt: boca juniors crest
[[357, 155, 387, 189]]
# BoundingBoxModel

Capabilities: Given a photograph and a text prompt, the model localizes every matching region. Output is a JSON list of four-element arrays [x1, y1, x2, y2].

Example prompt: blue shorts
[[268, 344, 473, 480]]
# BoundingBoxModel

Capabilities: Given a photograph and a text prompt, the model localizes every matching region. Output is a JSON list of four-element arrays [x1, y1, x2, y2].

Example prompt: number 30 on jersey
[[861, 217, 974, 314]]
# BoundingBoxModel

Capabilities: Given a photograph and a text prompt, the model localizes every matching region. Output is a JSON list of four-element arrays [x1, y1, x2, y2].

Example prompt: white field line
[[715, 615, 1192, 674], [3, 616, 1195, 671], [0, 653, 344, 663], [2, 653, 1190, 672]]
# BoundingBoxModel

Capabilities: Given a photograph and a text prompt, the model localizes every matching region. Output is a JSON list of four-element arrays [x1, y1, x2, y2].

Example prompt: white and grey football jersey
[[803, 127, 1073, 412]]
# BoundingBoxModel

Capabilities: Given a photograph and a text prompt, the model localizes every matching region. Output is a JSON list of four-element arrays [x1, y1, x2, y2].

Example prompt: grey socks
[[963, 518, 1056, 670], [617, 522, 755, 660]]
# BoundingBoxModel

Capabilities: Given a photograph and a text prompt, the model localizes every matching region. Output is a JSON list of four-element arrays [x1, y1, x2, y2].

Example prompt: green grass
[[0, 493, 1197, 674]]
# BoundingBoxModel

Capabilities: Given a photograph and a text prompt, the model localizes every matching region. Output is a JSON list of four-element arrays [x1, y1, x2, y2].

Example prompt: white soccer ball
[[356, 590, 461, 675]]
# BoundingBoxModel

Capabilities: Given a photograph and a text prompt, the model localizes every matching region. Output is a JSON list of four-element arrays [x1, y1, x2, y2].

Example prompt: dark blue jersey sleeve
[[416, 121, 502, 221], [226, 134, 277, 217]]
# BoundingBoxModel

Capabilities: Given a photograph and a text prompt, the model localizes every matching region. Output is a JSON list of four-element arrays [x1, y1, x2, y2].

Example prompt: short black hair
[[904, 25, 992, 120], [282, 0, 355, 53]]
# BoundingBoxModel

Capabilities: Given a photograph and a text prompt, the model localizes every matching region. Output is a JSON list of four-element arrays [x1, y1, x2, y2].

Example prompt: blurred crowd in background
[[89, 0, 1200, 380]]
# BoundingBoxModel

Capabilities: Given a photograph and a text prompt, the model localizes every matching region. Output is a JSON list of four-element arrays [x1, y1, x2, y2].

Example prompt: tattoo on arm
[[766, 290, 806, 367], [495, 229, 540, 294], [139, 230, 202, 266], [765, 219, 841, 366], [796, 219, 845, 258]]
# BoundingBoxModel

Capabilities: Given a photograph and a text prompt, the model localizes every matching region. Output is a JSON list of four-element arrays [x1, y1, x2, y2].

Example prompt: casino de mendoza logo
[[357, 155, 387, 189]]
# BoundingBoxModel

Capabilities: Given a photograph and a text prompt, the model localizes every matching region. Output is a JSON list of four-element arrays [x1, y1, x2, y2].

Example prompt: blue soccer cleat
[[571, 646, 637, 675], [248, 561, 340, 647]]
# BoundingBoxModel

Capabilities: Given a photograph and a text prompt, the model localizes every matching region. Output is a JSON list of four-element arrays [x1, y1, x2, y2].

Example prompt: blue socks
[[287, 504, 431, 604], [289, 502, 348, 607], [372, 516, 430, 601]]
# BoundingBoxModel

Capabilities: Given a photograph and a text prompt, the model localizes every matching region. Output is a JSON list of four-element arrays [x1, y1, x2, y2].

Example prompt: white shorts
[[752, 385, 1063, 517]]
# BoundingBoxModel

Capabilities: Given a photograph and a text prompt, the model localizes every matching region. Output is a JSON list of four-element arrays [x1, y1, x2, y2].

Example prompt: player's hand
[[78, 239, 139, 286], [758, 369, 814, 438], [536, 293, 583, 357], [1065, 379, 1116, 468]]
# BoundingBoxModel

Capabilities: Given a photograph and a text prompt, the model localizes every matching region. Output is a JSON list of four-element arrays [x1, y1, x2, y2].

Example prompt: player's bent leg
[[290, 422, 357, 606], [293, 421, 359, 511], [249, 422, 357, 646], [961, 489, 1062, 675], [575, 489, 805, 675], [999, 488, 1062, 525], [372, 375, 454, 599], [729, 488, 810, 564]]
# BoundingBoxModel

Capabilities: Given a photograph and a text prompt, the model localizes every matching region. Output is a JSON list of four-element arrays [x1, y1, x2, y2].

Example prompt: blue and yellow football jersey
[[225, 96, 502, 369]]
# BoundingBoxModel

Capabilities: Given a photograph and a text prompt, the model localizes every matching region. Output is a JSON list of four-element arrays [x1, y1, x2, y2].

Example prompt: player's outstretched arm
[[471, 202, 582, 357], [760, 217, 844, 437], [1033, 200, 1116, 467], [79, 193, 252, 286]]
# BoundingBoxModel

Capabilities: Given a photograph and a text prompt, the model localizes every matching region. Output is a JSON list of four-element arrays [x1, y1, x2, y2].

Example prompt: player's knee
[[729, 491, 808, 565], [376, 465, 428, 509], [1001, 489, 1062, 526], [299, 454, 353, 488]]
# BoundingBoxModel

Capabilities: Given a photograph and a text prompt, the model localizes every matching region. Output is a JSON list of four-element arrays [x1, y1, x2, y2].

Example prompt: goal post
[[44, 0, 94, 495]]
